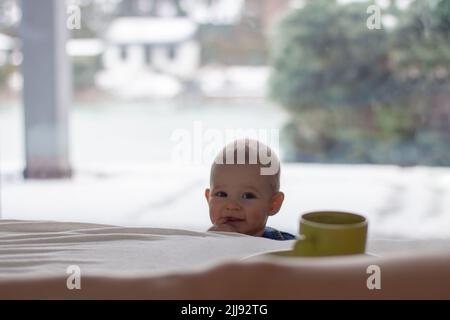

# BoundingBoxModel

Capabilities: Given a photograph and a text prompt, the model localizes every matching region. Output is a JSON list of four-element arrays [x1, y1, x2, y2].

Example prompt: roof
[[105, 17, 197, 45]]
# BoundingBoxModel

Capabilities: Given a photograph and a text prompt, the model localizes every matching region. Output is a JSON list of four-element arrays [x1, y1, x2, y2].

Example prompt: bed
[[1, 219, 450, 299]]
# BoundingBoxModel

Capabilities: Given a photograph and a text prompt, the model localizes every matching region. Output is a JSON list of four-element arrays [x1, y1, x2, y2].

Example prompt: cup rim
[[300, 210, 367, 229]]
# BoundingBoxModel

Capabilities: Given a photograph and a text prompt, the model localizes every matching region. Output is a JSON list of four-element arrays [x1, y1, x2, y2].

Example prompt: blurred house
[[69, 0, 292, 99], [66, 38, 105, 90], [103, 17, 199, 79], [94, 17, 199, 99], [0, 33, 15, 66], [0, 33, 21, 92]]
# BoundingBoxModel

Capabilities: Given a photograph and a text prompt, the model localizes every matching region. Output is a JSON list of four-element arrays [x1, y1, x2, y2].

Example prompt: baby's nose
[[225, 200, 241, 211]]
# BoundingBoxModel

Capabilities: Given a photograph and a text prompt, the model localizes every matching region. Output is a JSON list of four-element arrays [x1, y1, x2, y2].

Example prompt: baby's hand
[[208, 223, 237, 233]]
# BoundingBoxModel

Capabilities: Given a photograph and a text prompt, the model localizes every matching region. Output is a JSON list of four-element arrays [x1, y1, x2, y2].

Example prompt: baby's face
[[205, 164, 278, 236]]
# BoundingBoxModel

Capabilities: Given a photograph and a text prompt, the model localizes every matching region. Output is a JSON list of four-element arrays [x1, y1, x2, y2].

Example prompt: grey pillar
[[21, 0, 72, 179]]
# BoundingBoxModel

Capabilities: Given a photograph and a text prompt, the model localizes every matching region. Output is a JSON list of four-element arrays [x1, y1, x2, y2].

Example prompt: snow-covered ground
[[2, 163, 450, 240], [1, 100, 450, 241]]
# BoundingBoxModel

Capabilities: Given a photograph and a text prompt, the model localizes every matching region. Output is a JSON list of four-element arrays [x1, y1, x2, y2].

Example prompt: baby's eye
[[214, 191, 227, 197], [242, 192, 257, 199]]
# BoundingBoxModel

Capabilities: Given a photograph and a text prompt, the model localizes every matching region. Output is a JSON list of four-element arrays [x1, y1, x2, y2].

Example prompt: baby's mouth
[[222, 217, 245, 223]]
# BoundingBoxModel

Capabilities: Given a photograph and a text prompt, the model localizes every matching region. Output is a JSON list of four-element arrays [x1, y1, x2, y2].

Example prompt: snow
[[2, 163, 450, 241], [95, 67, 183, 99], [198, 66, 270, 98], [0, 33, 14, 51], [2, 101, 449, 241], [105, 17, 197, 44]]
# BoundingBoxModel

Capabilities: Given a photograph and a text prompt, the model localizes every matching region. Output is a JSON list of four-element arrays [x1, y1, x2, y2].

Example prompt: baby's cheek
[[250, 208, 270, 223], [244, 208, 260, 220], [210, 208, 221, 222]]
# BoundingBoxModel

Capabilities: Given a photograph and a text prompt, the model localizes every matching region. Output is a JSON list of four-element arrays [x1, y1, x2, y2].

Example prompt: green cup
[[293, 211, 368, 257]]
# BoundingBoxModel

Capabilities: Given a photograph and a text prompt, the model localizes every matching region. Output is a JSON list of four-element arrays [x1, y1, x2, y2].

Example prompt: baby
[[205, 139, 296, 240]]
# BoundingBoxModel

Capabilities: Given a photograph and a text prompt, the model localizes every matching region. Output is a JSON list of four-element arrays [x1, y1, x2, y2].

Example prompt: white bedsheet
[[1, 219, 450, 299], [1, 219, 450, 280], [0, 219, 294, 279]]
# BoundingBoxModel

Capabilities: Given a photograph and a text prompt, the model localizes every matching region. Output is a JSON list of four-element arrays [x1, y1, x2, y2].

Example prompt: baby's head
[[205, 139, 284, 236]]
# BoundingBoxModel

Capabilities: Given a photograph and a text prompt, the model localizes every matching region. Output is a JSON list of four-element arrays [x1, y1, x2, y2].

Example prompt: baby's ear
[[268, 192, 284, 216], [204, 188, 210, 201]]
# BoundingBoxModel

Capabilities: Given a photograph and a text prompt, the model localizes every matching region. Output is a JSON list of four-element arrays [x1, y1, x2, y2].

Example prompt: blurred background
[[0, 0, 449, 238]]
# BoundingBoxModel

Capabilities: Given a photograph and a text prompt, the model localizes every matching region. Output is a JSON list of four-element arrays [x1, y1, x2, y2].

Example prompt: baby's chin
[[227, 225, 264, 237], [208, 223, 238, 233]]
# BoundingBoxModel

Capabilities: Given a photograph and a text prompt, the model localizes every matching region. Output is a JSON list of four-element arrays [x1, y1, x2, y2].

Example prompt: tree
[[390, 0, 450, 96], [269, 0, 450, 165], [269, 0, 392, 112]]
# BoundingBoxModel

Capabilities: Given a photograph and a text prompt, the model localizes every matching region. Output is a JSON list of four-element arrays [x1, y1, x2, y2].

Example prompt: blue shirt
[[262, 226, 297, 241]]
